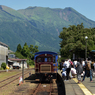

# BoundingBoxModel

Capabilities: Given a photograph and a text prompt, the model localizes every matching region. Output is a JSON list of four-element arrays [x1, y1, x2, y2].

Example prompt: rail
[[0, 69, 32, 88]]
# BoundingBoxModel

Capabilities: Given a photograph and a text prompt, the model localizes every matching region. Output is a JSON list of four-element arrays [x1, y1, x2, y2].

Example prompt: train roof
[[35, 51, 58, 55]]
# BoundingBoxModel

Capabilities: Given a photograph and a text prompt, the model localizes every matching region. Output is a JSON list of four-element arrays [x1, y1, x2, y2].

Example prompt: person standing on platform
[[59, 61, 63, 70], [73, 59, 77, 69], [82, 59, 92, 82], [82, 59, 85, 70], [61, 59, 66, 80], [76, 59, 83, 83], [63, 59, 71, 80], [69, 59, 74, 78], [93, 62, 95, 71]]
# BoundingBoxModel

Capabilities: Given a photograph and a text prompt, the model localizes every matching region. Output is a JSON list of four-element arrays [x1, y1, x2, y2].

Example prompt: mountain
[[0, 5, 95, 52]]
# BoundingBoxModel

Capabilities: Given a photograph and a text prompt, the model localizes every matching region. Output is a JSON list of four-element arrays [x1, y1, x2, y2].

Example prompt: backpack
[[86, 61, 91, 70]]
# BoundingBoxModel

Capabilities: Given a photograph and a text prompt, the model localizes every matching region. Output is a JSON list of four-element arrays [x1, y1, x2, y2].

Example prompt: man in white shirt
[[63, 59, 71, 80], [82, 60, 85, 67], [73, 59, 77, 69]]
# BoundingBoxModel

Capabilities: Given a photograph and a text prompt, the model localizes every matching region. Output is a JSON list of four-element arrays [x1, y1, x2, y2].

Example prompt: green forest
[[59, 23, 95, 59], [14, 43, 39, 66]]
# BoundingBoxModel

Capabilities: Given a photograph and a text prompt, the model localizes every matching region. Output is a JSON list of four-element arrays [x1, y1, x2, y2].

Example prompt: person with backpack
[[82, 59, 93, 82], [76, 59, 83, 83]]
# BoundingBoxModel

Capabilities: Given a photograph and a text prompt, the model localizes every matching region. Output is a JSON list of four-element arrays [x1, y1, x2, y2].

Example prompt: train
[[34, 51, 58, 81], [13, 62, 20, 69]]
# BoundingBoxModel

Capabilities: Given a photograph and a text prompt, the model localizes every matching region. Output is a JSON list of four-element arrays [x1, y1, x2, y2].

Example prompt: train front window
[[45, 58, 47, 62], [44, 57, 52, 62], [37, 57, 52, 63], [37, 58, 42, 63], [48, 57, 52, 62]]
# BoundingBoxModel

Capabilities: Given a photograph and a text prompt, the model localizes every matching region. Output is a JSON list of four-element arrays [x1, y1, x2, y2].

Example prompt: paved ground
[[58, 70, 95, 95]]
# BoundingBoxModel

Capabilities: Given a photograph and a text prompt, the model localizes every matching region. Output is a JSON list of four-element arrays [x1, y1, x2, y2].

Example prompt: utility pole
[[85, 36, 88, 60], [22, 60, 24, 83]]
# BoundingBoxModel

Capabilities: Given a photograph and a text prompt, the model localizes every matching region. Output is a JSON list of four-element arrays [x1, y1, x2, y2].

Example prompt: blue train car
[[34, 51, 58, 81]]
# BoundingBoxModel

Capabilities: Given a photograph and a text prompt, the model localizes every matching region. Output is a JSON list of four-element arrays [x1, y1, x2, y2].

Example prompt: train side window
[[53, 56, 55, 63], [42, 57, 44, 62]]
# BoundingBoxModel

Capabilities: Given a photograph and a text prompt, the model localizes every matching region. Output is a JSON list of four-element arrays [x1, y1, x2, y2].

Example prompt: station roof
[[9, 59, 27, 61], [8, 59, 13, 62]]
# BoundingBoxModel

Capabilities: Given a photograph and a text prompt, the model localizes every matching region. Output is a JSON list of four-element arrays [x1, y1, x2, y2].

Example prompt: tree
[[15, 52, 25, 59], [21, 43, 30, 58], [29, 45, 39, 54], [16, 44, 22, 53], [15, 43, 39, 66], [29, 45, 39, 60], [59, 23, 95, 59]]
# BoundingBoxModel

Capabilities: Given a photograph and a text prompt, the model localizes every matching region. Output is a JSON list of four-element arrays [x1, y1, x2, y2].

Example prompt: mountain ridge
[[0, 5, 95, 52]]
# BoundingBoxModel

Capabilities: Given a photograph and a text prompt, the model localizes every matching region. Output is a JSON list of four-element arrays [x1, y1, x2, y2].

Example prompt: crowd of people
[[60, 58, 94, 83]]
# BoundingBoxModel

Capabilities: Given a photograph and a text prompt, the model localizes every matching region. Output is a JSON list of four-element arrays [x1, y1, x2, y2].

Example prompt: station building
[[0, 42, 8, 67], [8, 59, 27, 69], [8, 53, 28, 69]]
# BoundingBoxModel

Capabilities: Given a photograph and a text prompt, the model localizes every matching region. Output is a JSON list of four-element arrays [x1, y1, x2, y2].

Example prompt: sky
[[0, 0, 95, 21]]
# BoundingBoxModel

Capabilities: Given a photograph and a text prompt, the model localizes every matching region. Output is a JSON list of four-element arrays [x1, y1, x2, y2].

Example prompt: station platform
[[58, 70, 95, 95]]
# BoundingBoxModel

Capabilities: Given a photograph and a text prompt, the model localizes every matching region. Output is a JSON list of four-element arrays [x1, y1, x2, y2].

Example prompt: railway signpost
[[22, 60, 25, 83], [19, 76, 22, 85], [6, 65, 9, 72]]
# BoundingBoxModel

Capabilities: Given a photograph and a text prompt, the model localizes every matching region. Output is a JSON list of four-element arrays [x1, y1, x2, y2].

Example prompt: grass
[[0, 68, 35, 95], [0, 71, 21, 81], [0, 65, 34, 81], [29, 65, 34, 68]]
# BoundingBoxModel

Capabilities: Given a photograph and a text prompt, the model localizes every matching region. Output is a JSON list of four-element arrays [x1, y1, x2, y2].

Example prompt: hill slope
[[0, 5, 95, 52], [18, 7, 95, 33]]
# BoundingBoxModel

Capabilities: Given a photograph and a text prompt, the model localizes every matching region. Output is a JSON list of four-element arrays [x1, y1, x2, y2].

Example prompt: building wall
[[11, 60, 27, 69], [0, 42, 8, 67], [20, 61, 27, 68]]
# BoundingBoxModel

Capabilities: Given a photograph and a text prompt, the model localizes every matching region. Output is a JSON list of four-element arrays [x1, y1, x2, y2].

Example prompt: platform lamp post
[[85, 36, 88, 60], [22, 60, 25, 83]]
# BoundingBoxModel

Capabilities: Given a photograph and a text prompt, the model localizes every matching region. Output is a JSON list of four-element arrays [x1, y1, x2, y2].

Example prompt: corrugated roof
[[0, 41, 8, 47]]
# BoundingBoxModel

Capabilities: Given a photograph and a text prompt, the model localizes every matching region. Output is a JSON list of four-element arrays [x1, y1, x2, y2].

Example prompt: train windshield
[[48, 57, 52, 62], [36, 57, 52, 63], [37, 58, 42, 62], [45, 58, 47, 62]]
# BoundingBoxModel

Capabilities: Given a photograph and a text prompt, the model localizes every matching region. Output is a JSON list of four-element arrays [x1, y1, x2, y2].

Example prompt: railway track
[[31, 79, 58, 95], [0, 68, 34, 73], [0, 69, 32, 88], [0, 69, 23, 73], [29, 73, 65, 95]]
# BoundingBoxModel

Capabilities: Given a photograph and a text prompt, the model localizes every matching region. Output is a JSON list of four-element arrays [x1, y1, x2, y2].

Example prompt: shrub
[[0, 68, 3, 70], [27, 60, 34, 66], [1, 62, 6, 70]]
